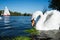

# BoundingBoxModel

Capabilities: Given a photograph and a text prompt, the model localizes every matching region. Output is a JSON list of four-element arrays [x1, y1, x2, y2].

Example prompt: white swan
[[31, 10, 60, 31]]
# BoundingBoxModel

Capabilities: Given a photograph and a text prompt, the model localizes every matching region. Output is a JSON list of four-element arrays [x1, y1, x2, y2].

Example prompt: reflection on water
[[4, 16, 10, 25], [0, 16, 32, 37], [4, 16, 10, 24]]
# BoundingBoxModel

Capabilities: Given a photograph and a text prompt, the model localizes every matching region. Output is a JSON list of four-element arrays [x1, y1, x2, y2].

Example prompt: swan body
[[32, 10, 60, 31]]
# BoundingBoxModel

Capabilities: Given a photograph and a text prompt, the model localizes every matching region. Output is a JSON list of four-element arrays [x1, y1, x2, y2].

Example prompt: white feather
[[32, 10, 60, 31]]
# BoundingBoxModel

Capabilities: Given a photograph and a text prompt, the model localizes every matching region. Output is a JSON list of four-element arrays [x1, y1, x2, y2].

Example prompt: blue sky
[[0, 0, 49, 13]]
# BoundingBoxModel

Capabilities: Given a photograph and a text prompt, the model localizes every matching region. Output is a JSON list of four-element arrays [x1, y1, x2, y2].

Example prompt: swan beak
[[31, 19, 35, 26]]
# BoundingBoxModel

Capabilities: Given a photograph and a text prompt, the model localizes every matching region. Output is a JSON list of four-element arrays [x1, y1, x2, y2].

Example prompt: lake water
[[0, 16, 32, 37]]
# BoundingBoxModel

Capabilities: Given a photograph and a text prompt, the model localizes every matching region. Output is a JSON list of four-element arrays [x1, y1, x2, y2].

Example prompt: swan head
[[31, 11, 43, 26]]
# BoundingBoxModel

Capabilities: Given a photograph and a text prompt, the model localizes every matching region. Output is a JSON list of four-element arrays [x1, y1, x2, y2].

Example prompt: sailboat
[[0, 6, 10, 19], [3, 6, 10, 16]]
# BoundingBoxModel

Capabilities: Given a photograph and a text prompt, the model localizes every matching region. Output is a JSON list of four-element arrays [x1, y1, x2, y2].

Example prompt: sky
[[0, 0, 49, 13]]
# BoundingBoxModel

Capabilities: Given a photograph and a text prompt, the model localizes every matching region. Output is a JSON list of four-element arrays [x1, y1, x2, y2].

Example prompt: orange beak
[[31, 19, 35, 26]]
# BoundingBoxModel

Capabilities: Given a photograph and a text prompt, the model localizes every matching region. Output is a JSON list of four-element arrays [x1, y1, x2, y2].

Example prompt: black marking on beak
[[31, 19, 35, 27], [31, 19, 34, 22]]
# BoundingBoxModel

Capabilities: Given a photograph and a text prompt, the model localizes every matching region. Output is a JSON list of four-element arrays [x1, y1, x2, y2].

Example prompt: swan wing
[[44, 12, 53, 23], [43, 10, 59, 30]]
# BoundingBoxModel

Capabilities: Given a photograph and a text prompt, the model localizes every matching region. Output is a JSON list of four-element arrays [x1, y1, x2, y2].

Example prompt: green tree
[[0, 10, 32, 16], [24, 13, 27, 16], [0, 10, 4, 15], [49, 0, 60, 11]]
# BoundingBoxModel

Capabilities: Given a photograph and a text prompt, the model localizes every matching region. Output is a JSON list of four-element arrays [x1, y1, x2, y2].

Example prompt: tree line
[[0, 10, 32, 16], [1, 0, 60, 16]]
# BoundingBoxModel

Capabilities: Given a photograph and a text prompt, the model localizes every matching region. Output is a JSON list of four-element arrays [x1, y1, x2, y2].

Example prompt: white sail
[[4, 6, 10, 16]]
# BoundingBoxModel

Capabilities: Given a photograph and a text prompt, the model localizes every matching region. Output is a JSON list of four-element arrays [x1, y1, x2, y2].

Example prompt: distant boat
[[3, 6, 10, 16], [0, 6, 10, 19]]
